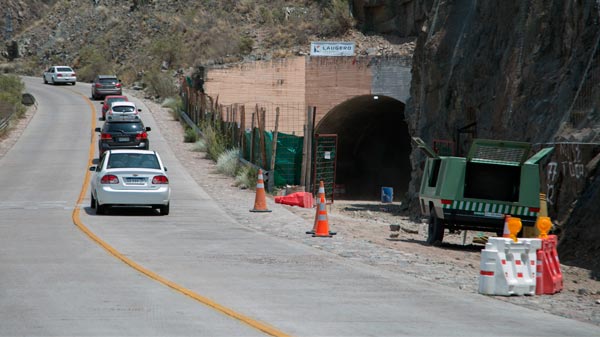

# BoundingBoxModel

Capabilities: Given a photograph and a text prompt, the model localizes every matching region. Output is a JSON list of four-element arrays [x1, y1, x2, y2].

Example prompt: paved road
[[0, 77, 598, 336]]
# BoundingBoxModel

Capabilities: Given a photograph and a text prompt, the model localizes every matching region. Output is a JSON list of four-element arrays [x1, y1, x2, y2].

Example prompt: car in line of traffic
[[100, 95, 129, 120], [105, 101, 141, 122], [90, 82, 170, 216], [95, 119, 151, 156], [89, 149, 170, 215], [91, 75, 122, 99], [43, 66, 77, 85]]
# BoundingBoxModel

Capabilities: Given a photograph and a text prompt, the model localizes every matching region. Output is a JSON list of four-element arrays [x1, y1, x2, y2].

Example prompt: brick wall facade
[[204, 56, 411, 134]]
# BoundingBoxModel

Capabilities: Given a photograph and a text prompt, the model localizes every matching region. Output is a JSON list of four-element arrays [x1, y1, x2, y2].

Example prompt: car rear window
[[57, 67, 73, 72], [112, 106, 136, 113], [107, 98, 127, 105], [99, 78, 118, 84], [108, 153, 160, 169], [104, 122, 144, 132]]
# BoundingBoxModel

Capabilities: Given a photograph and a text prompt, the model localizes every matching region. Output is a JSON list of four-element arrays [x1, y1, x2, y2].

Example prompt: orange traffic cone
[[502, 215, 511, 238], [305, 181, 326, 234], [250, 169, 271, 212], [311, 181, 336, 237]]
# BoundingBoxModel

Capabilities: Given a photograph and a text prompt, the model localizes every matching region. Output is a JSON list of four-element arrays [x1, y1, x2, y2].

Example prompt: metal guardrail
[[0, 101, 17, 133], [0, 93, 36, 133]]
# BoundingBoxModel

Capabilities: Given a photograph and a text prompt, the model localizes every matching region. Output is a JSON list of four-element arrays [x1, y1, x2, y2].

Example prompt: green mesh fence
[[243, 130, 303, 187]]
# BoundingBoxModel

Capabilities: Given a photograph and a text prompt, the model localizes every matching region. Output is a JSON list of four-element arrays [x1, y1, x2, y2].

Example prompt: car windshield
[[107, 153, 160, 169], [112, 106, 135, 113], [57, 67, 73, 72], [104, 122, 143, 132]]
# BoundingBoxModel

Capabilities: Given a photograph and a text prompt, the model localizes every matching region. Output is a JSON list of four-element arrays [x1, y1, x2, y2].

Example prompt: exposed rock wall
[[352, 0, 433, 36], [406, 0, 600, 270]]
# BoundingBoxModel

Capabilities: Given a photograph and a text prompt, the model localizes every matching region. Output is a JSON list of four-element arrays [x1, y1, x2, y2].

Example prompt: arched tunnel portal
[[315, 95, 412, 201]]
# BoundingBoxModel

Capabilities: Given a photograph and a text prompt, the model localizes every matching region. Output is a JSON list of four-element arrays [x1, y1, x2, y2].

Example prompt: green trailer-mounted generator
[[413, 138, 554, 245]]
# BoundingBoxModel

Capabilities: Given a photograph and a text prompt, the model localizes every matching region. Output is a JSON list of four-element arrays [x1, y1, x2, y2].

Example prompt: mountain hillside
[[2, 0, 413, 83]]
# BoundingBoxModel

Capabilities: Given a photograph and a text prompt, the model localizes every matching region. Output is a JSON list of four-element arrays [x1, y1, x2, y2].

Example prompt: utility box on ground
[[413, 137, 554, 245]]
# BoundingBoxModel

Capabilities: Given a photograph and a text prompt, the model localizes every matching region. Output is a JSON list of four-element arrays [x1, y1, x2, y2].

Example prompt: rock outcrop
[[406, 0, 600, 271]]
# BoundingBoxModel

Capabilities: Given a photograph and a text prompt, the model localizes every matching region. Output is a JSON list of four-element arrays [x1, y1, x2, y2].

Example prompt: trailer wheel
[[427, 211, 445, 245]]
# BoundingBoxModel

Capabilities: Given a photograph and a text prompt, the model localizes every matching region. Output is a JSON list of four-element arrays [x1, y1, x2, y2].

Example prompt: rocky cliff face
[[406, 0, 600, 272], [351, 0, 433, 36]]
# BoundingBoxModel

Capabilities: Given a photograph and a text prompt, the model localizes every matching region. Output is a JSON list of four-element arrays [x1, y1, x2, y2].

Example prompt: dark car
[[91, 75, 122, 100], [100, 95, 129, 120], [95, 120, 151, 156]]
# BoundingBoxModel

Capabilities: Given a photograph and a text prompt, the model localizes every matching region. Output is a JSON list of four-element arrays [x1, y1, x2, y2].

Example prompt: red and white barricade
[[479, 237, 541, 296], [535, 234, 563, 295]]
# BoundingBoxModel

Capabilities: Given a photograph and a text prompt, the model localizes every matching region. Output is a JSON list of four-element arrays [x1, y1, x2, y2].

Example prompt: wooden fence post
[[240, 106, 246, 157], [268, 108, 280, 192], [250, 112, 256, 164], [259, 107, 268, 169]]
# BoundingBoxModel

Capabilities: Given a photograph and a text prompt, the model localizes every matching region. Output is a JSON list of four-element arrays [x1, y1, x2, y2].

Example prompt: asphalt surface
[[0, 77, 598, 336]]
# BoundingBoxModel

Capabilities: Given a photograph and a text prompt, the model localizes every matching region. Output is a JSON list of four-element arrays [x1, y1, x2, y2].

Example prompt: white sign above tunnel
[[310, 41, 355, 56]]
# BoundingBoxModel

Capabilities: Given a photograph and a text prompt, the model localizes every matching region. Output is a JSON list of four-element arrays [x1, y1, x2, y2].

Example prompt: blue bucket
[[381, 187, 393, 203]]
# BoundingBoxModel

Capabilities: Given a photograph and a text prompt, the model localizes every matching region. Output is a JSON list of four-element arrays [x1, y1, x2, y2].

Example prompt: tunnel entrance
[[315, 95, 411, 201]]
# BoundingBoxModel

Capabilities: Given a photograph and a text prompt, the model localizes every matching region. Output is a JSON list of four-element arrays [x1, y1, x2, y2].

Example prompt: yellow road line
[[71, 92, 291, 337]]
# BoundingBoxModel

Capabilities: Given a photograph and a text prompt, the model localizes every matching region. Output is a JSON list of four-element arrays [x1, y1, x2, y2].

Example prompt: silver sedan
[[89, 149, 170, 215]]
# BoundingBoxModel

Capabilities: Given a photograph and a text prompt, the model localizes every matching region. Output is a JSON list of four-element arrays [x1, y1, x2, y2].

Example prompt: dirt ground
[[3, 93, 599, 327]]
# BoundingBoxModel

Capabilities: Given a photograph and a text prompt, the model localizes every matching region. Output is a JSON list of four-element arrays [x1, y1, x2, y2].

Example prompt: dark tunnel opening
[[315, 95, 412, 201]]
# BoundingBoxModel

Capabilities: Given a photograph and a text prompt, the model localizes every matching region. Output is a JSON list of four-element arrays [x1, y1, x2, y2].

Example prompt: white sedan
[[43, 66, 77, 85], [89, 149, 170, 215]]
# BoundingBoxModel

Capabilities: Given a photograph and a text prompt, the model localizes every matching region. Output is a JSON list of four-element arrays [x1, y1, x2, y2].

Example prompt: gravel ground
[[3, 93, 599, 327], [138, 96, 600, 327]]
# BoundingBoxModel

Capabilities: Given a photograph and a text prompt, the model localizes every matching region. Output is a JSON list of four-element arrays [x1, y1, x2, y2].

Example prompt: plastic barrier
[[479, 237, 541, 296], [274, 192, 314, 208], [535, 234, 563, 295]]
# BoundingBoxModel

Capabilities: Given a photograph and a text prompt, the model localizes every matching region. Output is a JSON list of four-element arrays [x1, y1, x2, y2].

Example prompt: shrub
[[201, 121, 226, 161], [0, 74, 25, 106], [143, 70, 178, 99], [216, 148, 240, 177], [320, 0, 355, 36], [238, 36, 254, 55], [76, 46, 113, 82], [192, 139, 207, 152], [162, 97, 182, 121], [234, 164, 258, 190], [149, 35, 183, 68], [183, 128, 197, 143]]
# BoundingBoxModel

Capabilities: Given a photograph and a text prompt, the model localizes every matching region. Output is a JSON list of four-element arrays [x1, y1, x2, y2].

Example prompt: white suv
[[106, 101, 141, 121]]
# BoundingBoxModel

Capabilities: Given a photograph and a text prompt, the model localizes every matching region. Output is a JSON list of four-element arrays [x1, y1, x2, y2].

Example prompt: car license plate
[[125, 177, 146, 184], [118, 137, 129, 142]]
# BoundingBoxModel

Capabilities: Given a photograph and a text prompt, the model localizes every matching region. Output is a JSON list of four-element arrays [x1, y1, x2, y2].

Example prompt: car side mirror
[[145, 127, 151, 131], [95, 127, 101, 132]]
